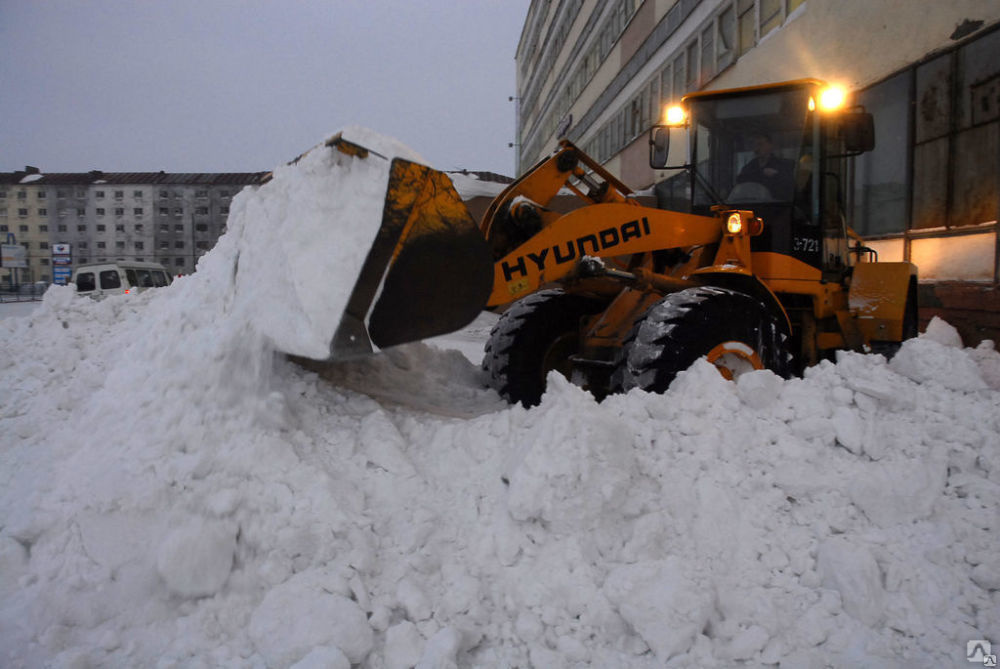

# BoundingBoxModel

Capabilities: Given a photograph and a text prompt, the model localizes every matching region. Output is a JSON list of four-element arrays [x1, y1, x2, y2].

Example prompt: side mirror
[[841, 112, 875, 154], [650, 126, 670, 168], [649, 126, 688, 169]]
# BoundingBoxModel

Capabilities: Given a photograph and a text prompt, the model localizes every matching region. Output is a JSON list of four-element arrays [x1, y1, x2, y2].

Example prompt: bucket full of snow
[[236, 130, 494, 361]]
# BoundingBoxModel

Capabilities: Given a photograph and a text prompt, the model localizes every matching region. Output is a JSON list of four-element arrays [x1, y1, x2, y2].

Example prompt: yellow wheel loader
[[319, 79, 917, 406]]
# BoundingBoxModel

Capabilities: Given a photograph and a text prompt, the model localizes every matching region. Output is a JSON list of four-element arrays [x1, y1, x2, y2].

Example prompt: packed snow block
[[155, 517, 236, 598], [847, 458, 945, 526], [248, 569, 374, 666], [889, 337, 987, 391], [602, 558, 713, 662], [817, 537, 885, 626]]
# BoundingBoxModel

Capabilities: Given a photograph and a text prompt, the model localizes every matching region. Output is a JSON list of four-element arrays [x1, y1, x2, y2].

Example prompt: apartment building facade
[[0, 170, 266, 286], [514, 0, 1000, 343]]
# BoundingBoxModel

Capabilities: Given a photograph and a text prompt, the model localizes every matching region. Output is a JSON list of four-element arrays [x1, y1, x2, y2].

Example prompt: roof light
[[664, 105, 687, 126], [817, 85, 847, 112]]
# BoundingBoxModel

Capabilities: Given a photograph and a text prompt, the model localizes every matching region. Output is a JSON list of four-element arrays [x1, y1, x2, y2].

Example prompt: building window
[[40, 241, 49, 249], [195, 189, 208, 198], [196, 206, 208, 215], [159, 240, 169, 249], [0, 191, 6, 198], [135, 241, 144, 250], [58, 224, 67, 232], [0, 208, 7, 217], [196, 223, 208, 232], [196, 240, 211, 250], [175, 241, 185, 249], [115, 224, 125, 232], [133, 208, 143, 216], [96, 190, 105, 199], [220, 205, 229, 215], [97, 224, 106, 232], [0, 225, 7, 232], [159, 190, 169, 198], [18, 209, 27, 217], [97, 241, 106, 249], [40, 258, 49, 266], [19, 224, 28, 232], [37, 191, 47, 199], [133, 190, 143, 198], [174, 224, 184, 232], [77, 225, 86, 232], [76, 208, 85, 216], [17, 191, 26, 200], [39, 224, 48, 232], [38, 209, 47, 217], [175, 258, 184, 266], [115, 208, 124, 217], [96, 208, 105, 216], [159, 207, 169, 216], [159, 223, 169, 232], [114, 190, 124, 199], [134, 224, 143, 232], [116, 241, 125, 249], [173, 208, 182, 217]]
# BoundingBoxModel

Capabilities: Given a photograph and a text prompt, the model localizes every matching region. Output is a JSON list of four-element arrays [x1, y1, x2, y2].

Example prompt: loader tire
[[612, 286, 792, 394], [483, 289, 606, 407]]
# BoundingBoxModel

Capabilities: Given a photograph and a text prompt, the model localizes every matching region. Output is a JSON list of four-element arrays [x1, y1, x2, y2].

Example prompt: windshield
[[689, 87, 812, 211]]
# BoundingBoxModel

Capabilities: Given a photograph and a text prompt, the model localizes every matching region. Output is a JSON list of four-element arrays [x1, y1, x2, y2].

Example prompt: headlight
[[726, 213, 743, 234]]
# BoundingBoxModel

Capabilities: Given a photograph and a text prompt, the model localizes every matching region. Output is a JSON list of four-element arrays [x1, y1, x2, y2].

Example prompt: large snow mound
[[1, 129, 999, 668]]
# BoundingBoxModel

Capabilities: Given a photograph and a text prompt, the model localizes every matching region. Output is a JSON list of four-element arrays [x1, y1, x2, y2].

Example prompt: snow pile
[[2, 130, 999, 668]]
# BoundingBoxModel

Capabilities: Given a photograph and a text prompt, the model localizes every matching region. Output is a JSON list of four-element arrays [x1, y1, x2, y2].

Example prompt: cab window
[[77, 272, 96, 292], [152, 271, 168, 287], [136, 269, 153, 287], [126, 269, 138, 286], [99, 270, 122, 289]]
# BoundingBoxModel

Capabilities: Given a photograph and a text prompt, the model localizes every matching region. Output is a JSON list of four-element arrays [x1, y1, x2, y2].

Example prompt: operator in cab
[[737, 133, 796, 200]]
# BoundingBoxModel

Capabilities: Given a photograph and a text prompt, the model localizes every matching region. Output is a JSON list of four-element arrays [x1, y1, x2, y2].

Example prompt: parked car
[[72, 261, 172, 298]]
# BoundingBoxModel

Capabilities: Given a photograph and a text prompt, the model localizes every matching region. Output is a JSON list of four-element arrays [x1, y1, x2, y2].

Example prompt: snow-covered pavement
[[1, 129, 998, 668]]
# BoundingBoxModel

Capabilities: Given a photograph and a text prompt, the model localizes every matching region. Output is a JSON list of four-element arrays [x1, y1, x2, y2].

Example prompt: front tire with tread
[[483, 289, 605, 407], [612, 286, 792, 394]]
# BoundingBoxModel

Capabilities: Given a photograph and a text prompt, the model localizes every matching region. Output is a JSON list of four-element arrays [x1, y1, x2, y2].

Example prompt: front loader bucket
[[329, 157, 494, 359]]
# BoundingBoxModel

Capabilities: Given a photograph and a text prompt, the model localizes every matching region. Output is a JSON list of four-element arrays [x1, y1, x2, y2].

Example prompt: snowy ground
[[1, 129, 999, 669]]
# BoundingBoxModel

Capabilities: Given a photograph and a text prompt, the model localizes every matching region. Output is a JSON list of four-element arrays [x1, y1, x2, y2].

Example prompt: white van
[[73, 262, 173, 298]]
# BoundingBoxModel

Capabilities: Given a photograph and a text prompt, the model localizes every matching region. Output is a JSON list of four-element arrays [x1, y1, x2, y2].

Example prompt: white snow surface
[[2, 130, 1000, 668]]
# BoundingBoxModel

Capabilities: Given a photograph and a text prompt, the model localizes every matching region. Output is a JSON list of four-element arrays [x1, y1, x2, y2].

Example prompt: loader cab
[[652, 80, 874, 281]]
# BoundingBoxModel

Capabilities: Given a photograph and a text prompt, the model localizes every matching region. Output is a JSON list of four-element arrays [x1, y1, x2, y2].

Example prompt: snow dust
[[1, 128, 999, 668]]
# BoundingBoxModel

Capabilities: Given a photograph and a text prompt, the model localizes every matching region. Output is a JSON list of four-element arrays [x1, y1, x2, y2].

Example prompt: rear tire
[[612, 286, 792, 394], [483, 289, 606, 407]]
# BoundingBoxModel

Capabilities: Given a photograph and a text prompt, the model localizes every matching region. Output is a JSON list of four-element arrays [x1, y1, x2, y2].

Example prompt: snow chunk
[[155, 517, 236, 598], [817, 537, 885, 626], [249, 570, 374, 665], [603, 558, 713, 662], [920, 315, 963, 347], [889, 337, 987, 390], [848, 458, 945, 526]]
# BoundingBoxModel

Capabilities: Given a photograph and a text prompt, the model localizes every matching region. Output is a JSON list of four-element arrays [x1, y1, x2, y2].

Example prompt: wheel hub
[[705, 341, 764, 380]]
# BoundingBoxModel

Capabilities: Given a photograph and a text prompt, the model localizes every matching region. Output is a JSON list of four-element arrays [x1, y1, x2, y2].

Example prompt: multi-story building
[[0, 170, 266, 286], [514, 0, 1000, 343]]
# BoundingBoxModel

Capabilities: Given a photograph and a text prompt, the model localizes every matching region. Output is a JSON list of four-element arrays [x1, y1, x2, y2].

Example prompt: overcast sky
[[0, 1, 529, 176]]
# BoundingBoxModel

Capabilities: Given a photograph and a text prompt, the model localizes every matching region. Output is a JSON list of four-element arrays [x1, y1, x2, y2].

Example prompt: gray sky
[[0, 0, 529, 176]]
